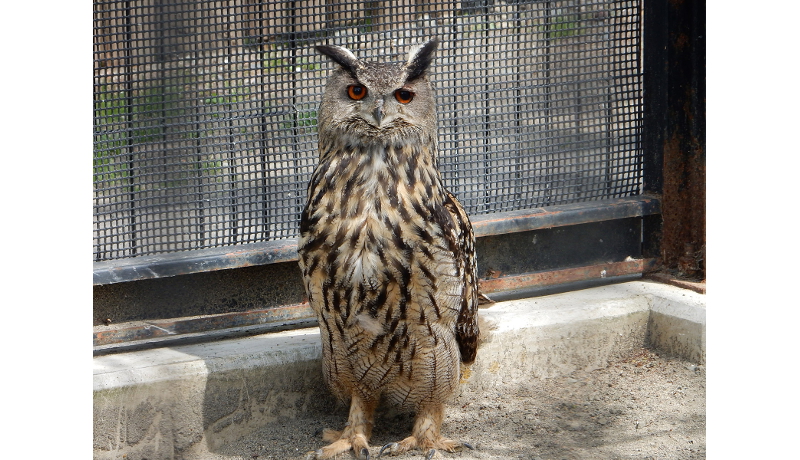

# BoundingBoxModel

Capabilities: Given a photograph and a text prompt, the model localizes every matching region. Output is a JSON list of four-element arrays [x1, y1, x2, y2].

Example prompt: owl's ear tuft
[[405, 38, 439, 81], [316, 45, 361, 77]]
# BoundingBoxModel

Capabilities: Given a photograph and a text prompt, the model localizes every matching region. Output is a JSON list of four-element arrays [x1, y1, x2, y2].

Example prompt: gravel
[[208, 348, 705, 459]]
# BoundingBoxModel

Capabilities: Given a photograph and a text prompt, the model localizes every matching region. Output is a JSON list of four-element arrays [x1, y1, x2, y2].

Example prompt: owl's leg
[[378, 401, 471, 458], [306, 393, 377, 460]]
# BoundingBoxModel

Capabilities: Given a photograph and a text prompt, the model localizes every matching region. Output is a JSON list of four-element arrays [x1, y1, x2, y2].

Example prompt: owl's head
[[315, 39, 439, 144]]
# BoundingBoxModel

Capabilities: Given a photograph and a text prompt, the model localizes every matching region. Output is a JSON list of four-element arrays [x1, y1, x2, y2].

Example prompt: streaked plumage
[[298, 38, 480, 459]]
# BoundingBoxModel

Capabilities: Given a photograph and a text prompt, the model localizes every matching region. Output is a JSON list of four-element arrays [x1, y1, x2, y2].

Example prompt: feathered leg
[[378, 402, 470, 458], [307, 393, 377, 460]]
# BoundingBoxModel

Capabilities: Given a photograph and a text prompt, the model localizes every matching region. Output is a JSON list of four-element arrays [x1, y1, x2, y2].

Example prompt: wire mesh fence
[[93, 0, 643, 262]]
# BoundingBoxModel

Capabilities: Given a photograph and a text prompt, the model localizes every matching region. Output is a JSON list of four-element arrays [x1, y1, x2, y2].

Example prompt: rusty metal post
[[643, 0, 706, 279]]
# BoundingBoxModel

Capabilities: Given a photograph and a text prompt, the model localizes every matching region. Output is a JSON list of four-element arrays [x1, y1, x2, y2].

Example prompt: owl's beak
[[373, 98, 385, 126]]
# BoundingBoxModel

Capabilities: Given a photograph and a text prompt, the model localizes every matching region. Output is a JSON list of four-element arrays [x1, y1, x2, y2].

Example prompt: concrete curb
[[92, 280, 705, 459]]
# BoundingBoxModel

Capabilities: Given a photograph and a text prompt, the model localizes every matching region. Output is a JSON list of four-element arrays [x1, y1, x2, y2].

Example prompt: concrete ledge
[[642, 281, 707, 364], [92, 280, 705, 459]]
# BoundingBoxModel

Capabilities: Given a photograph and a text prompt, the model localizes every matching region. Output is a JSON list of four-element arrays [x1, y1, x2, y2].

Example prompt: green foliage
[[93, 146, 130, 187], [295, 110, 318, 128], [94, 83, 238, 187], [93, 46, 322, 190], [199, 159, 226, 181], [94, 87, 131, 187], [203, 84, 251, 120], [262, 49, 321, 72], [543, 14, 582, 39], [283, 109, 318, 130]]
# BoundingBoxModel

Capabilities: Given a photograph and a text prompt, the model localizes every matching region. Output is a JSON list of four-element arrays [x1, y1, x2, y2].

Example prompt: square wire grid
[[93, 0, 643, 262]]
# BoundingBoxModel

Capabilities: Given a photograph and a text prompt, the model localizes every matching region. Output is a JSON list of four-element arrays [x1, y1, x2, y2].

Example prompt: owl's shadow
[[307, 395, 419, 443]]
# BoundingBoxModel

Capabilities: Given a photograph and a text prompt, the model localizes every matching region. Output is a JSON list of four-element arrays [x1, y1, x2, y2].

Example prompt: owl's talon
[[378, 442, 399, 457], [463, 442, 474, 450], [360, 447, 371, 460], [425, 448, 437, 460]]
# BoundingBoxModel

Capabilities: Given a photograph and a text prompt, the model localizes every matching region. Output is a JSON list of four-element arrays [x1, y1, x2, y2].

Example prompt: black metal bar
[[641, 0, 668, 262], [513, 4, 523, 207], [93, 238, 299, 285], [482, 0, 492, 211], [257, 1, 271, 242], [543, 1, 553, 206], [124, 0, 137, 258], [94, 195, 661, 285], [642, 0, 668, 196], [227, 0, 240, 247], [473, 195, 660, 237]]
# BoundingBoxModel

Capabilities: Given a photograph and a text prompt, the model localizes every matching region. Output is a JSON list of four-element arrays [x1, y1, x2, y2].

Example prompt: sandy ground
[[209, 348, 705, 460]]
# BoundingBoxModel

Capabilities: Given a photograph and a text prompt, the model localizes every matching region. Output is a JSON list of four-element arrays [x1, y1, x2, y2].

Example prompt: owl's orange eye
[[395, 89, 414, 104], [347, 84, 367, 100]]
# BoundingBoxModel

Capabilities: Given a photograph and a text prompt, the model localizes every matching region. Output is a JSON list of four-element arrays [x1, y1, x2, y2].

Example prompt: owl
[[298, 38, 481, 460]]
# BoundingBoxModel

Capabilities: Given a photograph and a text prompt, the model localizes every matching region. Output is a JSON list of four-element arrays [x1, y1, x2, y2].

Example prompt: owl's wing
[[442, 191, 481, 364]]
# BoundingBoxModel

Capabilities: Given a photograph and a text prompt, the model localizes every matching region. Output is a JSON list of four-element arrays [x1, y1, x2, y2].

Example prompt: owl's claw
[[306, 438, 370, 459], [378, 440, 472, 458], [305, 446, 370, 460], [378, 442, 399, 457]]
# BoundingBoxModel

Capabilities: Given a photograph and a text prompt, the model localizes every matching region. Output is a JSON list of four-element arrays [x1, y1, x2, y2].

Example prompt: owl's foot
[[305, 428, 371, 460], [378, 402, 472, 458], [305, 440, 370, 460], [307, 394, 377, 460], [377, 438, 473, 458]]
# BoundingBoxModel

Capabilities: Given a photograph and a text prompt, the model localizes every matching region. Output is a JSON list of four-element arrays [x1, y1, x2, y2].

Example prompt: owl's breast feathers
[[298, 140, 480, 369]]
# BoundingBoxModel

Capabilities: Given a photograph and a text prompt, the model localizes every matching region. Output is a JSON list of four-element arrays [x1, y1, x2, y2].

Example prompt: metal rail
[[94, 195, 660, 285]]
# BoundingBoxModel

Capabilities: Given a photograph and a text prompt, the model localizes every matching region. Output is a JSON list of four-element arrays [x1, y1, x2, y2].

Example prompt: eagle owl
[[298, 38, 480, 459]]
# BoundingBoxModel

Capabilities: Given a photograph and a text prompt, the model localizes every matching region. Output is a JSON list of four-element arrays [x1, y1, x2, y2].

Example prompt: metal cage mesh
[[93, 0, 643, 262]]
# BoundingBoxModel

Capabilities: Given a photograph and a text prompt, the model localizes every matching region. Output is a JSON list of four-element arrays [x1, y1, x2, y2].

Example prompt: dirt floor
[[209, 348, 705, 460]]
